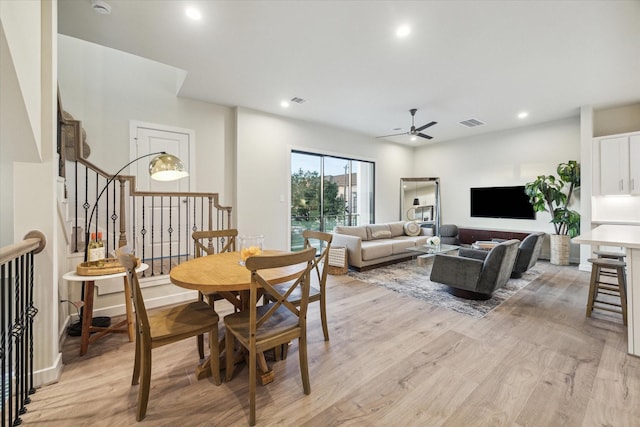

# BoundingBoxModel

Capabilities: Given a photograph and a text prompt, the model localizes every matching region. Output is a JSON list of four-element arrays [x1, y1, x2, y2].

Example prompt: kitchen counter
[[573, 224, 640, 357]]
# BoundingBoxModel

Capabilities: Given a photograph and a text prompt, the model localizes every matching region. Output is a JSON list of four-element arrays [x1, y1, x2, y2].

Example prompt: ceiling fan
[[377, 109, 437, 140]]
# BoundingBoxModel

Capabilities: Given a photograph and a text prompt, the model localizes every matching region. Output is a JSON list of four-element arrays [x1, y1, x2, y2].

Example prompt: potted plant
[[524, 160, 580, 265]]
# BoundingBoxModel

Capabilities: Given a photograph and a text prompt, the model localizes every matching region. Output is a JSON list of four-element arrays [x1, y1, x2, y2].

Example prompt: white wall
[[1, 0, 63, 386], [236, 107, 413, 250], [413, 117, 581, 234], [0, 5, 42, 247], [57, 35, 234, 203]]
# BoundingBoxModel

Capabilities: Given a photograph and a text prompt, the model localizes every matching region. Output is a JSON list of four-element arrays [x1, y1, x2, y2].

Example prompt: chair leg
[[209, 327, 221, 385], [137, 345, 152, 421], [132, 329, 141, 385], [196, 292, 206, 360], [586, 265, 599, 318], [320, 293, 330, 341], [298, 335, 311, 395], [618, 266, 628, 326], [197, 335, 205, 360], [249, 345, 257, 426], [225, 331, 235, 382]]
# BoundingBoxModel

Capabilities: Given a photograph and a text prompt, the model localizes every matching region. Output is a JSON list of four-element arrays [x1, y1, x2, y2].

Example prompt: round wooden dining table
[[169, 250, 305, 383]]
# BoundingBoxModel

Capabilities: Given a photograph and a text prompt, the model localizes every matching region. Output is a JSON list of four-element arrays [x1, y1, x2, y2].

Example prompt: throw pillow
[[371, 230, 392, 239], [366, 224, 392, 240], [404, 221, 421, 236]]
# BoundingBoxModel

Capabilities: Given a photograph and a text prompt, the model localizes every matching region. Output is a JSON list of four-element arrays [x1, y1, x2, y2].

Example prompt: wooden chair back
[[302, 230, 332, 290], [192, 229, 238, 257], [117, 252, 151, 341], [245, 247, 316, 334]]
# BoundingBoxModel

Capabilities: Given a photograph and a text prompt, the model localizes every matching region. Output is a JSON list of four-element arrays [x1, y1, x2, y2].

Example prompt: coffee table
[[406, 243, 459, 266]]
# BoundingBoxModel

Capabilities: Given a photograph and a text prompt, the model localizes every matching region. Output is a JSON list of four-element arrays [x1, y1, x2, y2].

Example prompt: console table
[[573, 225, 640, 357]]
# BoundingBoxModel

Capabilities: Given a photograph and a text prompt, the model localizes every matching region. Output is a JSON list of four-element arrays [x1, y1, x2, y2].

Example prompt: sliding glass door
[[291, 150, 374, 250]]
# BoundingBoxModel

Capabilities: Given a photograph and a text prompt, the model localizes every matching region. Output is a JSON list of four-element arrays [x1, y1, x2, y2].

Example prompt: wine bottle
[[88, 232, 106, 267]]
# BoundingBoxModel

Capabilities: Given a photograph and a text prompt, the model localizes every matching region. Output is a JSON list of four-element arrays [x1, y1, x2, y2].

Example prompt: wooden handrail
[[0, 230, 46, 266]]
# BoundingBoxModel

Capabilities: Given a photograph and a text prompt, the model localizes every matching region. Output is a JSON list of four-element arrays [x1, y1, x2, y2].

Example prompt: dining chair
[[192, 229, 238, 359], [117, 251, 221, 422], [267, 230, 333, 348], [224, 247, 316, 426]]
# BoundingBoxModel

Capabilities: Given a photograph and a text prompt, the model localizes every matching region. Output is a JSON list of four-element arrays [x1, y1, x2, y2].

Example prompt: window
[[290, 151, 374, 251]]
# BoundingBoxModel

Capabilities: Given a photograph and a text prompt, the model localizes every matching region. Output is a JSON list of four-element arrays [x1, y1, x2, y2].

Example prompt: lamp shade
[[413, 198, 420, 206], [149, 153, 189, 181]]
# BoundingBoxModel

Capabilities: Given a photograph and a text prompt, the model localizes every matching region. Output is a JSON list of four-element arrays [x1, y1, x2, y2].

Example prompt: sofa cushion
[[366, 224, 392, 240], [388, 221, 406, 237], [361, 241, 393, 261], [334, 225, 368, 241], [403, 221, 421, 236], [391, 238, 417, 254]]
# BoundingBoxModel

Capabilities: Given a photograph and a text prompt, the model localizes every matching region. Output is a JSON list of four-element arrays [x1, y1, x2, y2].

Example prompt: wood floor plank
[[24, 261, 640, 426]]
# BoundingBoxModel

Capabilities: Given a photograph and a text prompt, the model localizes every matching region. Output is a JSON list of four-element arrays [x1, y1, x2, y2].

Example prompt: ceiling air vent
[[459, 118, 485, 128], [290, 97, 306, 104]]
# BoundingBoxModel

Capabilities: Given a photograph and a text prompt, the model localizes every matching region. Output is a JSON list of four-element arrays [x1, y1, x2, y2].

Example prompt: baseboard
[[33, 352, 63, 388]]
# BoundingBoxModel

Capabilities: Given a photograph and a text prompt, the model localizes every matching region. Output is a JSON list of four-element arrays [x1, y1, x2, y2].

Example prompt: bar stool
[[586, 257, 627, 325], [593, 250, 626, 280]]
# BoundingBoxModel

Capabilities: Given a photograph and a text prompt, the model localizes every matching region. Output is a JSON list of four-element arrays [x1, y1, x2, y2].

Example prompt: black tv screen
[[470, 186, 535, 219]]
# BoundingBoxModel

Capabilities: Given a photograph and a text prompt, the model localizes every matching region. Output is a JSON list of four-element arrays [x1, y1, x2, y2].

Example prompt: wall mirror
[[400, 177, 441, 235]]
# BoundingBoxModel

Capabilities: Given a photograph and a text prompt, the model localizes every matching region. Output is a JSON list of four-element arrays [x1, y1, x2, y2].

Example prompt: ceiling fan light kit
[[377, 108, 437, 140]]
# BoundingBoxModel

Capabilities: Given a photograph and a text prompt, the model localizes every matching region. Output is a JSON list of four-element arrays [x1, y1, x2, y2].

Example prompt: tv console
[[457, 227, 580, 264]]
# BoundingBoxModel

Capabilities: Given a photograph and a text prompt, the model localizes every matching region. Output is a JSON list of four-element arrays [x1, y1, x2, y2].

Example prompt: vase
[[239, 235, 264, 265], [550, 234, 570, 266]]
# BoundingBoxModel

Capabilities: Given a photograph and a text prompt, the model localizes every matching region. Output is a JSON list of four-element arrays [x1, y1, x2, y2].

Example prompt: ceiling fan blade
[[376, 132, 409, 138], [417, 133, 433, 140], [415, 121, 437, 132]]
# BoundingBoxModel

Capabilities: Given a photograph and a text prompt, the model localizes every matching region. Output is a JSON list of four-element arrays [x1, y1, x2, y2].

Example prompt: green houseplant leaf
[[524, 161, 580, 238]]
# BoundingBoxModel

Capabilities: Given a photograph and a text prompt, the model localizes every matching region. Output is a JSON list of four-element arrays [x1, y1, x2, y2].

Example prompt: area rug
[[347, 260, 542, 318]]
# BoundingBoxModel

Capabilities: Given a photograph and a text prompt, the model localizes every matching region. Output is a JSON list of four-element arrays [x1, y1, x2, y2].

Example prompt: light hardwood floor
[[27, 261, 640, 426]]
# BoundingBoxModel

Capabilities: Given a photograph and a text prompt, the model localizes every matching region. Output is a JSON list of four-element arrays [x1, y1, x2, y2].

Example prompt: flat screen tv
[[470, 186, 535, 219]]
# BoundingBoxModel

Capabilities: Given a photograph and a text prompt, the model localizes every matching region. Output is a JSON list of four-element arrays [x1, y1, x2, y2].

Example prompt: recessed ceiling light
[[186, 7, 202, 20], [396, 25, 411, 38], [280, 101, 290, 108], [518, 111, 529, 119]]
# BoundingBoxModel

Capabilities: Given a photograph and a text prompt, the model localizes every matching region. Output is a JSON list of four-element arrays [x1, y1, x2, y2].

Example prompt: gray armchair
[[492, 232, 545, 278], [510, 232, 545, 278], [430, 239, 520, 300], [439, 224, 459, 245]]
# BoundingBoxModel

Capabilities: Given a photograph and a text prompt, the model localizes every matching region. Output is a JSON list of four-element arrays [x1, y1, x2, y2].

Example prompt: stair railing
[[60, 114, 232, 276], [1, 231, 46, 427]]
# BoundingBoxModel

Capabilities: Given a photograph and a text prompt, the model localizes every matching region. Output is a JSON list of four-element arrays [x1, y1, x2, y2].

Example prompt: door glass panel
[[291, 151, 374, 251]]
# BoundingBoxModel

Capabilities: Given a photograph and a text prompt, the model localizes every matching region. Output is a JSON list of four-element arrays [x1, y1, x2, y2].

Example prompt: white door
[[130, 122, 194, 262]]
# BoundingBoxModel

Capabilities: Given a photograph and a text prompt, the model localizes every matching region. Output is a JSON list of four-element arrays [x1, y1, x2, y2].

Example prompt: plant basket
[[327, 247, 348, 275], [550, 234, 570, 266]]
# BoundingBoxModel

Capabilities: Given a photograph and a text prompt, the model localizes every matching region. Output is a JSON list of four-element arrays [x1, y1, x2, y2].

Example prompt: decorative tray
[[76, 257, 141, 276]]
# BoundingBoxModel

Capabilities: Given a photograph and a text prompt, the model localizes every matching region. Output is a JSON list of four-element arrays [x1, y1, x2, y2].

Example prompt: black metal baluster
[[1, 264, 7, 427], [151, 197, 155, 276], [168, 197, 173, 272], [141, 197, 147, 274], [12, 258, 22, 425], [160, 197, 164, 275], [27, 252, 36, 398]]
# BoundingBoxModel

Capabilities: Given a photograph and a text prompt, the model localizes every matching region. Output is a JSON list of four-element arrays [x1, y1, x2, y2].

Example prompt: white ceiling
[[57, 0, 640, 146]]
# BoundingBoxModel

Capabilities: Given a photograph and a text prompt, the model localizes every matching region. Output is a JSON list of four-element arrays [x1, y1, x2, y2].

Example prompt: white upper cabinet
[[631, 135, 640, 194], [594, 132, 640, 195]]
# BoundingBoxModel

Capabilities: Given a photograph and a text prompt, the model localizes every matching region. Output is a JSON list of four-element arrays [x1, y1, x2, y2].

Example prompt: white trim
[[33, 352, 63, 387]]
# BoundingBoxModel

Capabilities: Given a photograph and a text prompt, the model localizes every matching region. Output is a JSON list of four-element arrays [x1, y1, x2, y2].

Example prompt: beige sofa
[[332, 221, 433, 270]]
